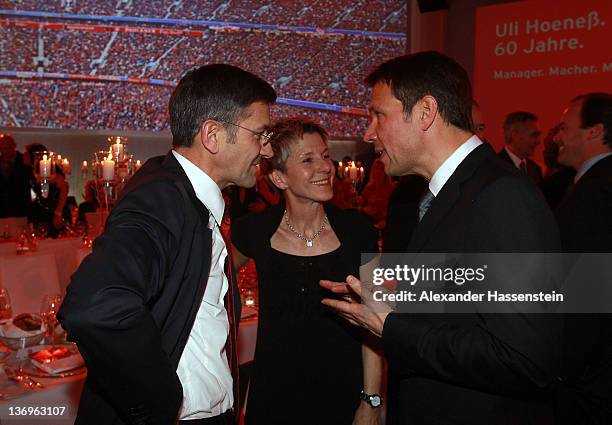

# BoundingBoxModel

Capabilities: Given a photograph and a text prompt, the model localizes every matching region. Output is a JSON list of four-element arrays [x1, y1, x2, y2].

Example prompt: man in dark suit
[[0, 133, 31, 218], [321, 52, 561, 424], [498, 111, 544, 185], [58, 64, 276, 425], [554, 92, 612, 424], [471, 100, 489, 144], [381, 175, 428, 254]]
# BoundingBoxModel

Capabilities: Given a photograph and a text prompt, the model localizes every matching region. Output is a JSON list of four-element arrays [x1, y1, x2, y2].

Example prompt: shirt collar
[[574, 151, 612, 183], [504, 146, 523, 168], [429, 135, 483, 196], [172, 150, 224, 226]]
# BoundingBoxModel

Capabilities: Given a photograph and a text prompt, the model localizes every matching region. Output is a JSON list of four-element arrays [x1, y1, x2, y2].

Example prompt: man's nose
[[363, 120, 376, 144]]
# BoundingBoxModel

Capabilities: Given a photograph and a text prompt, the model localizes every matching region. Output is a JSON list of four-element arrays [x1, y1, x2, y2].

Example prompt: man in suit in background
[[321, 51, 561, 425], [499, 111, 544, 185], [0, 133, 30, 219], [554, 92, 612, 424], [471, 100, 488, 144], [58, 64, 276, 425]]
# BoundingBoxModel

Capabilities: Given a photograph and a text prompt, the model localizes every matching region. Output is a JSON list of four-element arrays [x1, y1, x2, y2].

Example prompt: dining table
[[0, 235, 259, 424]]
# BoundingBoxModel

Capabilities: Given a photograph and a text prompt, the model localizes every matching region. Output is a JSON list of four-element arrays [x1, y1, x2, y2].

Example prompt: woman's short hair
[[264, 117, 328, 172]]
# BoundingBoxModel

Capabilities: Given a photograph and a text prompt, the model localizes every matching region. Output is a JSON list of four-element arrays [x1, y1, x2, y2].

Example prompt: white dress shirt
[[574, 152, 612, 183], [429, 135, 483, 196], [172, 150, 233, 420]]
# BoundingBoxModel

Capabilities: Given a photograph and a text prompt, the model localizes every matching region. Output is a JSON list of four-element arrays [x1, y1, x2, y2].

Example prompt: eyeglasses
[[218, 120, 273, 145]]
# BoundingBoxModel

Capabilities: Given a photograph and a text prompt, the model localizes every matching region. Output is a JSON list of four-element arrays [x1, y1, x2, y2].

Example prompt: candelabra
[[81, 136, 142, 212], [337, 160, 365, 207]]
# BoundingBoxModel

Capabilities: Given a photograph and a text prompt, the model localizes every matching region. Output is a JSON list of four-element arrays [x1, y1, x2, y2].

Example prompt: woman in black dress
[[232, 118, 383, 425]]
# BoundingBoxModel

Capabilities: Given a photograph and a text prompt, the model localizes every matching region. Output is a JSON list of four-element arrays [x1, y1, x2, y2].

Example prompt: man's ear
[[199, 120, 223, 154], [417, 95, 438, 131], [270, 169, 288, 190], [586, 123, 605, 143]]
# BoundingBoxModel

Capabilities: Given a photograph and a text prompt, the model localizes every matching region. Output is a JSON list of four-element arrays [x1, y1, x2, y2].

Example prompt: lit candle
[[62, 158, 71, 174], [102, 155, 115, 181], [349, 161, 358, 180], [40, 154, 51, 177], [82, 160, 88, 173], [135, 159, 142, 171], [112, 138, 124, 161], [57, 154, 62, 161]]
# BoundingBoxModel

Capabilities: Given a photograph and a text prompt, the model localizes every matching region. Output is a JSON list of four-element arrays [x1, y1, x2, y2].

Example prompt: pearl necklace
[[283, 209, 329, 247]]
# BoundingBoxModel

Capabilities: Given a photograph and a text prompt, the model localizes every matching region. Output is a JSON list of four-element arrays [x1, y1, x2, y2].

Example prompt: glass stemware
[[40, 294, 62, 343], [0, 287, 12, 320], [35, 222, 49, 239]]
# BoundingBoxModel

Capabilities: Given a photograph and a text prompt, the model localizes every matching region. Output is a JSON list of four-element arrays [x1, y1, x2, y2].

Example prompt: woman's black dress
[[232, 204, 378, 425]]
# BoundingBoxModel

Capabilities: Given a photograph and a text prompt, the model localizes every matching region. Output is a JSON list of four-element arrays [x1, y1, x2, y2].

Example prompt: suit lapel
[[162, 151, 214, 334], [498, 149, 513, 166], [409, 144, 491, 252]]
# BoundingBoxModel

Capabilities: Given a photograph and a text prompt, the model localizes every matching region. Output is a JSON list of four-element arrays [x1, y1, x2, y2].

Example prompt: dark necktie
[[519, 160, 528, 176], [221, 220, 240, 422], [418, 189, 435, 222]]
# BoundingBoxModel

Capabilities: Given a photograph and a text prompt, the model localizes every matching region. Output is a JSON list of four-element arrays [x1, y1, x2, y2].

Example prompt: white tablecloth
[[0, 316, 257, 424], [0, 236, 258, 424], [0, 370, 85, 425], [0, 252, 61, 314], [0, 217, 27, 241], [0, 238, 87, 314], [37, 238, 86, 292], [0, 242, 16, 257]]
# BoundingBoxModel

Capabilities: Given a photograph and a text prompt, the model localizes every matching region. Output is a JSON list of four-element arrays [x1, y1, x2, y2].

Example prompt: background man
[[499, 111, 544, 184], [471, 100, 488, 143], [554, 92, 612, 424], [321, 52, 561, 425], [0, 133, 30, 218], [59, 64, 276, 425]]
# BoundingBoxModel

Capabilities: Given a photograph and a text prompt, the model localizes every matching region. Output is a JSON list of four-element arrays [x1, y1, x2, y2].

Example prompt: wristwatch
[[360, 390, 382, 408]]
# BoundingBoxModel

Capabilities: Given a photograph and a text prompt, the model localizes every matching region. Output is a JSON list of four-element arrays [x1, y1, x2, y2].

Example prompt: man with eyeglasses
[[59, 64, 276, 425]]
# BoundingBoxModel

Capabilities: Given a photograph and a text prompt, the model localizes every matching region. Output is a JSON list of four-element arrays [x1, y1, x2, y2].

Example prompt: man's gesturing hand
[[320, 275, 391, 337]]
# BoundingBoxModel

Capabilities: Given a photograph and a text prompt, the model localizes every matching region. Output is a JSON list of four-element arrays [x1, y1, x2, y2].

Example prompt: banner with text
[[473, 0, 612, 157]]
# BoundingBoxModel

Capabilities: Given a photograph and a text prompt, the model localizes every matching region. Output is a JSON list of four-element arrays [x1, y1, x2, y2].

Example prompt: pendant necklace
[[284, 209, 328, 247]]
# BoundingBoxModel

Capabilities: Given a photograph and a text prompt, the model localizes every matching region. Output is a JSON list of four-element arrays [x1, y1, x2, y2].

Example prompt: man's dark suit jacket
[[382, 175, 428, 255], [555, 154, 612, 424], [0, 151, 31, 218], [382, 144, 562, 425], [58, 152, 240, 425], [540, 167, 576, 210], [498, 147, 544, 185]]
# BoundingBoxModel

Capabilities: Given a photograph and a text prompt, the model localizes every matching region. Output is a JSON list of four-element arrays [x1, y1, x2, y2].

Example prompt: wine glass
[[0, 288, 12, 320], [35, 222, 49, 239], [40, 294, 62, 343]]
